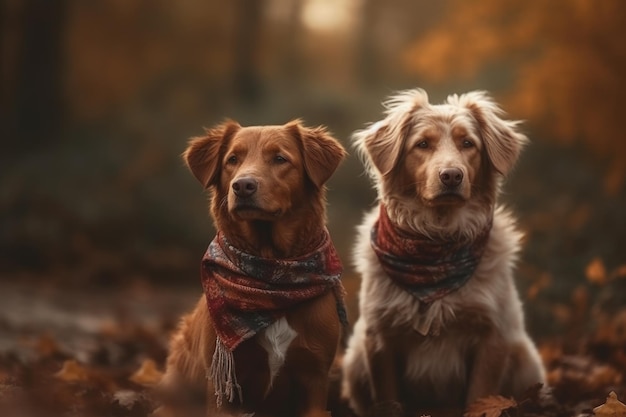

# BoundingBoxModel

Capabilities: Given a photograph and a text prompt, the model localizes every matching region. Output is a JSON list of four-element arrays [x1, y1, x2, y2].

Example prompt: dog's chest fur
[[257, 317, 297, 390], [352, 206, 522, 387], [227, 317, 299, 405]]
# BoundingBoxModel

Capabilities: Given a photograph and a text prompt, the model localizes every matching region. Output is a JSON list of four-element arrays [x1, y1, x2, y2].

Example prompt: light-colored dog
[[341, 89, 546, 416]]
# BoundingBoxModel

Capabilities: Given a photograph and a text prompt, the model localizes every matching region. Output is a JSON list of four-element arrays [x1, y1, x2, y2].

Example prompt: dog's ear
[[461, 91, 528, 176], [354, 89, 429, 177], [353, 122, 406, 177], [183, 120, 241, 188], [287, 120, 347, 188]]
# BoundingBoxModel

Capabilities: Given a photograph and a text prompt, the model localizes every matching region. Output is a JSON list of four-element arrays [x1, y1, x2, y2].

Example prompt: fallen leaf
[[464, 395, 516, 417], [55, 359, 89, 382], [587, 258, 607, 285], [593, 391, 626, 417], [129, 359, 163, 386]]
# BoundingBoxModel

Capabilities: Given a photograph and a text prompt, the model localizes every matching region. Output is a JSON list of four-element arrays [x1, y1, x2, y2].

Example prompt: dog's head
[[354, 89, 527, 229], [184, 119, 346, 235]]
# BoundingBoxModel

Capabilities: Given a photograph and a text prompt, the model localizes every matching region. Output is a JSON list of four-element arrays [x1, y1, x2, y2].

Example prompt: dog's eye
[[416, 140, 429, 149], [226, 155, 238, 165], [462, 139, 474, 148], [273, 155, 288, 164]]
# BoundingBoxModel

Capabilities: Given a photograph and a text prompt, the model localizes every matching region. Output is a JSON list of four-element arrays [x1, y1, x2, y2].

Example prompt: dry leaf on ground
[[130, 358, 163, 386], [593, 391, 626, 417], [463, 395, 516, 417], [55, 359, 89, 382]]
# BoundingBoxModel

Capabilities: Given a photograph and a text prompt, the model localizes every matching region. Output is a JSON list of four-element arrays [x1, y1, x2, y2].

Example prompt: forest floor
[[1, 278, 625, 417]]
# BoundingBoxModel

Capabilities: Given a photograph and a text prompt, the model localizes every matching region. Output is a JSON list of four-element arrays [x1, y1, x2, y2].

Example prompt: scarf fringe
[[209, 338, 243, 407]]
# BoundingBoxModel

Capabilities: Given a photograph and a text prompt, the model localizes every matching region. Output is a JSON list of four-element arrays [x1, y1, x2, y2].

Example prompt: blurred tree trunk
[[233, 0, 264, 102], [0, 3, 4, 105], [357, 0, 379, 86], [0, 1, 13, 150], [282, 0, 304, 85], [4, 0, 68, 155]]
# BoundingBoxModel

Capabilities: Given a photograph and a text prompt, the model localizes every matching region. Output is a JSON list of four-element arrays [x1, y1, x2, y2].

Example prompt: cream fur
[[341, 89, 546, 415], [258, 317, 298, 393]]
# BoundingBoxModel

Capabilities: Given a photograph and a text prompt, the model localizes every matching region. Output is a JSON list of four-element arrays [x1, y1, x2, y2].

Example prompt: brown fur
[[341, 89, 546, 416], [158, 120, 347, 417]]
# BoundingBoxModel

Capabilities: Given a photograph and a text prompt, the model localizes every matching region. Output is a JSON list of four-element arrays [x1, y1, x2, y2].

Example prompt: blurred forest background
[[1, 0, 626, 415]]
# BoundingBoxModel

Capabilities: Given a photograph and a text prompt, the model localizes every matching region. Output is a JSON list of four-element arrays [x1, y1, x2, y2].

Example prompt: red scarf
[[371, 205, 491, 305], [201, 230, 346, 406], [202, 230, 346, 350]]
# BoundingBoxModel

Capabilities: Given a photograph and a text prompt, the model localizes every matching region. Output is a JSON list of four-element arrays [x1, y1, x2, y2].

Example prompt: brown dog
[[341, 89, 546, 416], [159, 120, 347, 417]]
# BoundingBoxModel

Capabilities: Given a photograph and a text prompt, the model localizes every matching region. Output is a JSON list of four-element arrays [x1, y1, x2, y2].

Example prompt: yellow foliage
[[65, 1, 229, 121], [404, 0, 626, 194]]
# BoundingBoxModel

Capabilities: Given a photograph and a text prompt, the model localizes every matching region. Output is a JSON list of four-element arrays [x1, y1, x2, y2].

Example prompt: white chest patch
[[258, 317, 297, 393]]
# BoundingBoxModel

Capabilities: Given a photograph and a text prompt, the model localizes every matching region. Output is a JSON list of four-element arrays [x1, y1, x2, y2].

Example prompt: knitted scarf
[[371, 205, 491, 305], [201, 230, 346, 406]]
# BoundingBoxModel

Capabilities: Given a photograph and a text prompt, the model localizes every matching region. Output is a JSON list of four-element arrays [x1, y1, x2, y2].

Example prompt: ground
[[1, 277, 625, 417]]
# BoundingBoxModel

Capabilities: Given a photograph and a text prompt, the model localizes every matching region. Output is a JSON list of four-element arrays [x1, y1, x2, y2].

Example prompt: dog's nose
[[439, 168, 463, 187], [232, 177, 258, 197]]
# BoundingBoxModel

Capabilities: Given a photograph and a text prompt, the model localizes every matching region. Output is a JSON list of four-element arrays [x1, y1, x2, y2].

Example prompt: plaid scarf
[[201, 230, 346, 406], [371, 205, 491, 305]]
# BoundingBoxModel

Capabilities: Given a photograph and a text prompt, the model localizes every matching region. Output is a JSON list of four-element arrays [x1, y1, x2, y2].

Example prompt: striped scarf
[[371, 205, 491, 305], [201, 230, 346, 406]]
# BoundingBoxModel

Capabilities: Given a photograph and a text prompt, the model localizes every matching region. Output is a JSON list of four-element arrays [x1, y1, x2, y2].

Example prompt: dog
[[341, 89, 546, 416], [158, 119, 347, 417]]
